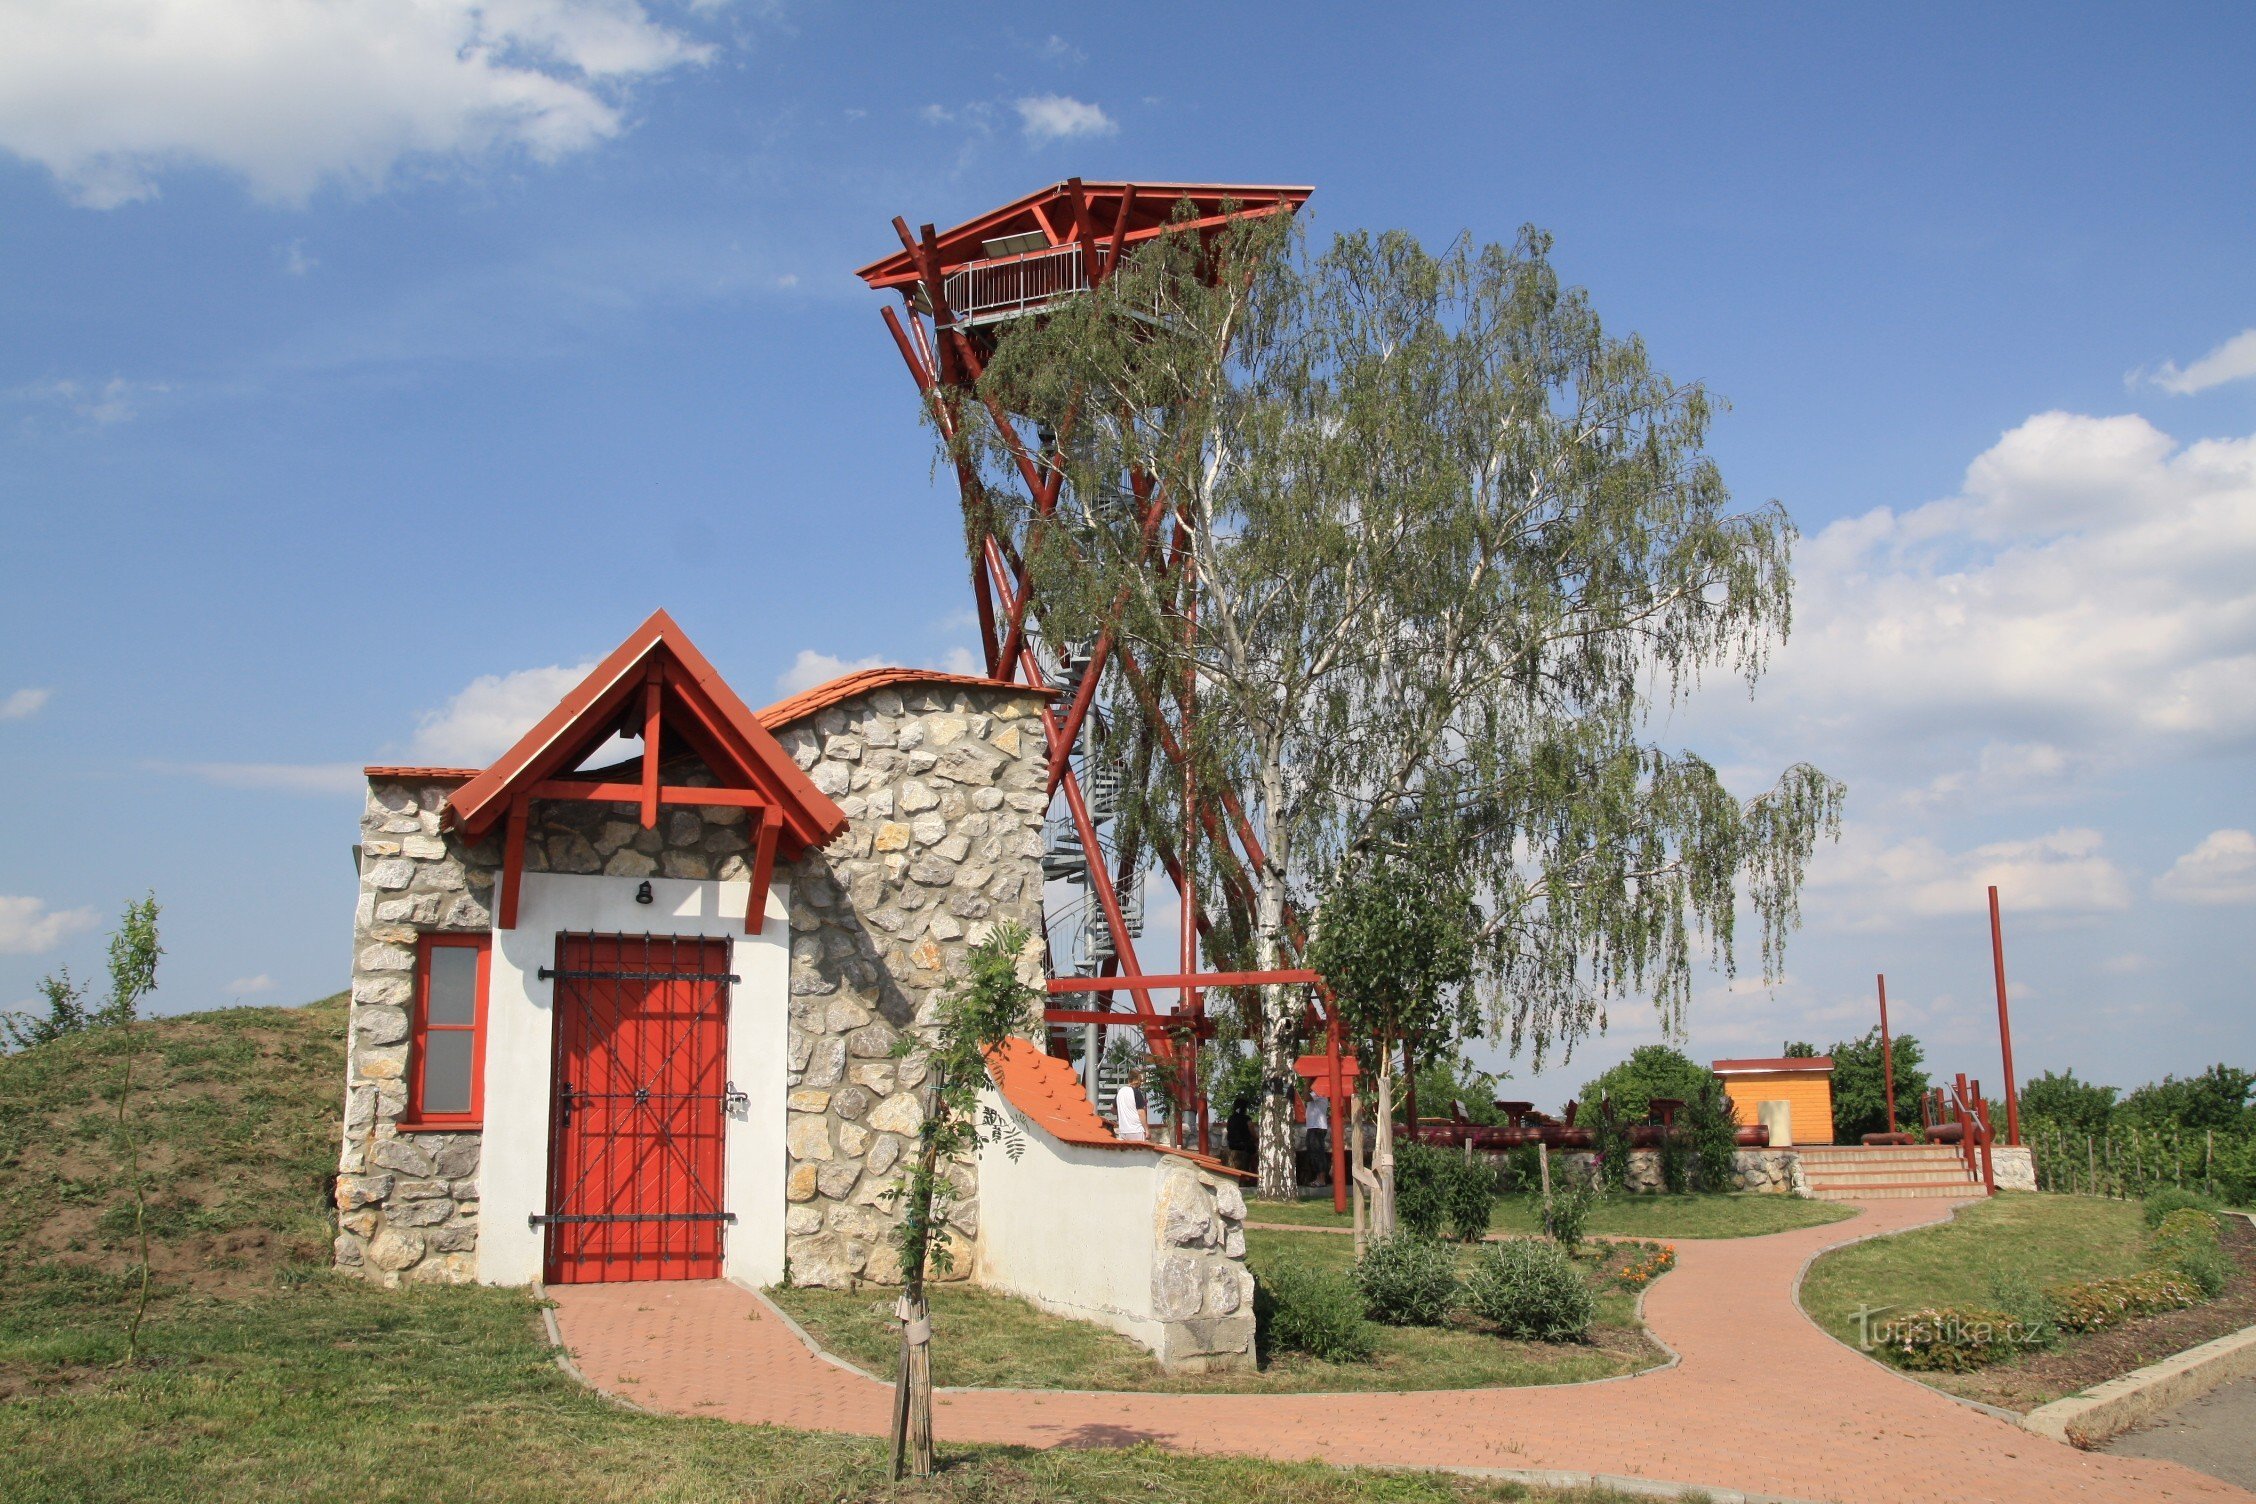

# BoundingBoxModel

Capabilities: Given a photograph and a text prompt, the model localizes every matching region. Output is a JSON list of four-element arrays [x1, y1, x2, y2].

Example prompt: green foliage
[[1312, 845, 1479, 1070], [1681, 1074, 1740, 1191], [2022, 1068, 2121, 1138], [1820, 1026, 1929, 1143], [2143, 1186, 2226, 1228], [1440, 1155, 1499, 1242], [1463, 1239, 1594, 1342], [1588, 1100, 1631, 1192], [1875, 1305, 2029, 1372], [2047, 1270, 2204, 1333], [961, 209, 1841, 1086], [1351, 1234, 1461, 1327], [1498, 1144, 1544, 1196], [1781, 1039, 1818, 1057], [887, 924, 1039, 1291], [2118, 1065, 2256, 1135], [1391, 1141, 1455, 1241], [2, 970, 92, 1051], [1540, 1164, 1598, 1253], [1414, 1052, 1507, 1126], [2151, 1208, 2231, 1299], [1655, 1126, 1690, 1194], [1980, 1267, 2060, 1351], [1254, 1262, 1376, 1363], [1578, 1045, 1711, 1124]]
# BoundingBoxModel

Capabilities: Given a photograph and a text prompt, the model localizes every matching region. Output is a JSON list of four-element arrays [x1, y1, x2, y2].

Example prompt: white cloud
[[0, 895, 99, 955], [225, 973, 276, 995], [10, 376, 166, 424], [1756, 412, 2256, 760], [282, 239, 316, 277], [1, 687, 50, 721], [0, 0, 723, 208], [410, 661, 596, 765], [775, 650, 886, 696], [1809, 825, 2133, 926], [1014, 94, 1115, 143], [2154, 829, 2256, 905], [2143, 328, 2256, 396], [166, 761, 365, 794]]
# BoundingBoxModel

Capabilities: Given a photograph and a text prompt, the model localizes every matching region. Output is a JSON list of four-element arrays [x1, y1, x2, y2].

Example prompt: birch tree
[[953, 212, 1844, 1200]]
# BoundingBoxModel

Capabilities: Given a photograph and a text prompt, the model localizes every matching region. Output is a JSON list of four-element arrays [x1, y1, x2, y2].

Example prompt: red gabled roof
[[984, 1037, 1250, 1180], [757, 667, 1052, 730], [1712, 1057, 1836, 1074], [856, 179, 1313, 291], [444, 610, 846, 854], [364, 766, 481, 781]]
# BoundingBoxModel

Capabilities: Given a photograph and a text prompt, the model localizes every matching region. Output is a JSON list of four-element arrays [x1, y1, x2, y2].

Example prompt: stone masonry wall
[[1149, 1159, 1257, 1371], [772, 682, 1050, 1288], [1534, 1147, 1809, 1196], [335, 778, 498, 1285]]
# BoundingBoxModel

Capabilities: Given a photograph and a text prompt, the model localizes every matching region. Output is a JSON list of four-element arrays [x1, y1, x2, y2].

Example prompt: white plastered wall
[[973, 1090, 1166, 1352], [475, 870, 790, 1287]]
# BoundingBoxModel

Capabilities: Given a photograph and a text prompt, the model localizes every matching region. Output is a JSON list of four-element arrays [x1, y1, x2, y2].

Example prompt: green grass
[[0, 999, 1639, 1503], [1798, 1191, 2150, 1357], [1247, 1191, 1853, 1240], [767, 1227, 1663, 1394]]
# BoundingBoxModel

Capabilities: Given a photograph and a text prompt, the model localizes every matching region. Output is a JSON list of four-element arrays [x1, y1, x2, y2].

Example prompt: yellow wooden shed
[[1713, 1057, 1836, 1146]]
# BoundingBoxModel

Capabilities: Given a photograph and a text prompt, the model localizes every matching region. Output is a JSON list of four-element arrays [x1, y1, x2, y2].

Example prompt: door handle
[[559, 1080, 573, 1125]]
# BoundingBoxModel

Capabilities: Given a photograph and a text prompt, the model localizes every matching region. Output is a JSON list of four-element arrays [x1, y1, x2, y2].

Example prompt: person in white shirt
[[1115, 1072, 1148, 1141]]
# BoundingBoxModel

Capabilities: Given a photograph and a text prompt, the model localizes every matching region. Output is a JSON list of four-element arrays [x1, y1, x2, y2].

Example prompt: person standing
[[1224, 1097, 1255, 1172], [1305, 1085, 1331, 1185], [1116, 1070, 1148, 1141]]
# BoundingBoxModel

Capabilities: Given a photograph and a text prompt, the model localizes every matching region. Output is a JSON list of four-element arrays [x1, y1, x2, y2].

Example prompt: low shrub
[[1541, 1165, 1597, 1254], [2152, 1208, 2233, 1299], [1352, 1234, 1460, 1326], [1254, 1261, 1375, 1363], [1876, 1305, 2029, 1372], [1499, 1143, 1544, 1197], [2144, 1187, 2226, 1229], [1981, 1266, 2060, 1350], [1683, 1076, 1741, 1192], [1589, 1101, 1632, 1192], [1656, 1126, 1691, 1194], [1392, 1141, 1453, 1241], [1442, 1154, 1499, 1242], [1464, 1237, 1595, 1342], [2048, 1270, 2203, 1333]]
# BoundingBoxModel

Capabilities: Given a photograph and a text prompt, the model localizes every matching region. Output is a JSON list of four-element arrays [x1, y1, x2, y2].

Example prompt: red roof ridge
[[364, 766, 482, 781], [984, 1036, 1249, 1180], [1712, 1056, 1836, 1072], [756, 667, 1052, 730]]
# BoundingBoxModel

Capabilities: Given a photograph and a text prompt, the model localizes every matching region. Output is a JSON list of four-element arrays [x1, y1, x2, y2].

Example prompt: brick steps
[[1797, 1145, 1981, 1202]]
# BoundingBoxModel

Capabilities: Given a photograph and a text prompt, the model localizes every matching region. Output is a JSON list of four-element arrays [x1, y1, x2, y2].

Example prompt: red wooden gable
[[446, 610, 847, 933]]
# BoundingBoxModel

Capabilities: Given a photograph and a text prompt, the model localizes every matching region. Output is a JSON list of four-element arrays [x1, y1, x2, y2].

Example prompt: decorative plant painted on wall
[[881, 922, 1039, 1480]]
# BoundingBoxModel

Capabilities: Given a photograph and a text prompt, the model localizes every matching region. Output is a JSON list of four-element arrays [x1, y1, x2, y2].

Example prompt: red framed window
[[402, 933, 491, 1130]]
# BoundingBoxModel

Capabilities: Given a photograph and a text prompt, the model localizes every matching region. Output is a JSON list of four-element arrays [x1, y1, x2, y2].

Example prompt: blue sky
[[2, 2, 2251, 1110]]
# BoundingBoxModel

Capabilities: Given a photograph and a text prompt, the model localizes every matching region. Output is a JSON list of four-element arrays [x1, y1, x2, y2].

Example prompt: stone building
[[335, 611, 1253, 1369]]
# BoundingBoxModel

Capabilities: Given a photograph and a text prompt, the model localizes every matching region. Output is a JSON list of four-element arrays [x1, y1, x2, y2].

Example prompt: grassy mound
[[0, 994, 347, 1320], [0, 1001, 1632, 1503]]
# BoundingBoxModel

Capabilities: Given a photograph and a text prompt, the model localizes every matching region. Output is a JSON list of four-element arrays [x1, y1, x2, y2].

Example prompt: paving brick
[[547, 1199, 2253, 1502]]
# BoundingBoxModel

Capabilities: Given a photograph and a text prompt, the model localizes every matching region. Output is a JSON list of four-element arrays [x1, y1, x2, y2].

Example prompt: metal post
[[1327, 1005, 1349, 1215], [1877, 972, 1896, 1136], [1988, 885, 2021, 1146]]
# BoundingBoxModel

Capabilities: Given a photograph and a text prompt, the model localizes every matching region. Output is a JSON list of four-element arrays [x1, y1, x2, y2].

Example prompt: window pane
[[427, 947, 479, 1026], [421, 1030, 475, 1116]]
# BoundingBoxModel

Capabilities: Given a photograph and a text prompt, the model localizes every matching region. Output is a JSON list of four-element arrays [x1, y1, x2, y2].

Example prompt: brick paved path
[[548, 1199, 2251, 1502]]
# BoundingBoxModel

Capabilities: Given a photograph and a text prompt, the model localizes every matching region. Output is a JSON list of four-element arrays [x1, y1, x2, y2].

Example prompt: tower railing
[[937, 245, 1089, 327]]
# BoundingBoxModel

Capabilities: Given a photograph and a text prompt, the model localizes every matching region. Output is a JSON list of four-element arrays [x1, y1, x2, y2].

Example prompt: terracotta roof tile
[[756, 668, 1052, 731], [984, 1037, 1249, 1180], [364, 766, 482, 780]]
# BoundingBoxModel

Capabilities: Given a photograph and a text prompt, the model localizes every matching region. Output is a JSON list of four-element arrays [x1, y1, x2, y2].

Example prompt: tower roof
[[855, 178, 1312, 292]]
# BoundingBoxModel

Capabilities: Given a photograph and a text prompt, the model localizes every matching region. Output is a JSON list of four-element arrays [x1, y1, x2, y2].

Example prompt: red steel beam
[[1048, 969, 1319, 992]]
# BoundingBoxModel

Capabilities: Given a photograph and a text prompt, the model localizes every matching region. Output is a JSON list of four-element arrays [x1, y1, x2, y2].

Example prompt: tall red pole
[[1877, 972, 1896, 1136], [1988, 885, 2021, 1147]]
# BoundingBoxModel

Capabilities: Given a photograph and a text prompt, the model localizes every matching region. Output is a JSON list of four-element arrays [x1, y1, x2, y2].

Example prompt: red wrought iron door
[[543, 933, 735, 1283]]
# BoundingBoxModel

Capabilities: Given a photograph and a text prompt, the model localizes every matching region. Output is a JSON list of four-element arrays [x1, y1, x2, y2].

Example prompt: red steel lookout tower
[[856, 180, 1353, 1201]]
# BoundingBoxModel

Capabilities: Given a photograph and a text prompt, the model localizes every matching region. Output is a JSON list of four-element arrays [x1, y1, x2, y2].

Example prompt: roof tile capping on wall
[[976, 1040, 1255, 1373]]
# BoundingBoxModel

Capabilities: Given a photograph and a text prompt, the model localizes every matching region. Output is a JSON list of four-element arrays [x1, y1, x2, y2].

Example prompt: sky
[[1, 2, 2251, 1113]]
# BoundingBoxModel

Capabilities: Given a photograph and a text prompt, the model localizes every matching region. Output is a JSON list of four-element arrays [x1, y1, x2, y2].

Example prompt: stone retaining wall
[[1531, 1147, 1809, 1196]]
